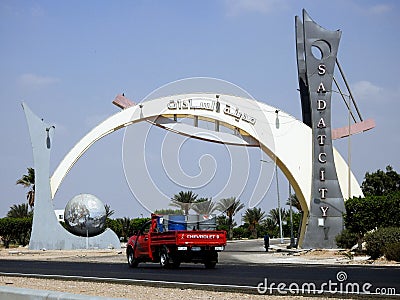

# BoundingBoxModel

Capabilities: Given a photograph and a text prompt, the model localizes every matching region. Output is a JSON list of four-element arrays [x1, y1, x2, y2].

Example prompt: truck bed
[[150, 230, 226, 247]]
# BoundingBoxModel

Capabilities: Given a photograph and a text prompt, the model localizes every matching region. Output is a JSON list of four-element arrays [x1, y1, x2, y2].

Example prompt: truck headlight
[[177, 246, 187, 251]]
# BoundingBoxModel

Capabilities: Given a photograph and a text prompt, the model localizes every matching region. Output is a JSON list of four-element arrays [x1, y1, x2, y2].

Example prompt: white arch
[[50, 94, 362, 244]]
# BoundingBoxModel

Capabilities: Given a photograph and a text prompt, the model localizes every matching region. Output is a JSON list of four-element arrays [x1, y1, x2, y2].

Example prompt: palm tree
[[16, 167, 35, 208], [285, 194, 302, 212], [242, 207, 266, 238], [262, 218, 279, 237], [170, 191, 198, 215], [7, 203, 33, 218], [216, 197, 244, 240], [104, 204, 115, 219], [192, 198, 217, 215], [268, 208, 288, 227], [118, 217, 132, 242], [153, 208, 183, 215]]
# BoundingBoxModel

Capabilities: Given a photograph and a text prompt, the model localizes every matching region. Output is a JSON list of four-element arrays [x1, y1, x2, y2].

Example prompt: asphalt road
[[1, 260, 399, 297]]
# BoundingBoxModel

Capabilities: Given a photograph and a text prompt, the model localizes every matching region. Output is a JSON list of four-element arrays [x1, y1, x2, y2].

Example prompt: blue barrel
[[168, 215, 186, 231], [156, 215, 164, 232]]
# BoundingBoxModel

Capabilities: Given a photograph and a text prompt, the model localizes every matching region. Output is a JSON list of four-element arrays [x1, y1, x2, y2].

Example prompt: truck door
[[135, 221, 151, 257]]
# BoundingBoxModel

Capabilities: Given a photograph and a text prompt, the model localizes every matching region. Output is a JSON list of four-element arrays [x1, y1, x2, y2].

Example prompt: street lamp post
[[348, 95, 352, 200], [289, 184, 295, 248], [260, 159, 284, 244], [275, 163, 284, 244]]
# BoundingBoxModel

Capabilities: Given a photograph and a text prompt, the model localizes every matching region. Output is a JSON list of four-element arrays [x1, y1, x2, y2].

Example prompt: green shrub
[[0, 217, 32, 248], [13, 217, 32, 246], [106, 219, 123, 239], [365, 227, 400, 259], [233, 226, 249, 239], [105, 217, 150, 242], [384, 241, 400, 262], [335, 229, 359, 249], [130, 218, 150, 233], [216, 224, 228, 231]]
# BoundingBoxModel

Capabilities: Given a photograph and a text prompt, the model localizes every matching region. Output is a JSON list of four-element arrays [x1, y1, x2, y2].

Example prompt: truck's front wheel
[[160, 247, 170, 268], [127, 247, 139, 268]]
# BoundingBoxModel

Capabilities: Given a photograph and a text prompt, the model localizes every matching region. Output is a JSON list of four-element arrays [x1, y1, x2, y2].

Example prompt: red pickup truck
[[126, 214, 227, 268]]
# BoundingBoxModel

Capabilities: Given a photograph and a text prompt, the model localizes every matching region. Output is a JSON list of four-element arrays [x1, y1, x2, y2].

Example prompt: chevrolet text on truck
[[126, 214, 227, 268]]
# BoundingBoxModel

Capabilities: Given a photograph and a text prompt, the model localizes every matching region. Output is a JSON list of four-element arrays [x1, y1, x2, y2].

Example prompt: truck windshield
[[139, 220, 152, 235]]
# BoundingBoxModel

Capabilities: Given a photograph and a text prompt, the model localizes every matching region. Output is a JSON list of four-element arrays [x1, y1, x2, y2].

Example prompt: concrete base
[[29, 228, 121, 250], [302, 215, 344, 249]]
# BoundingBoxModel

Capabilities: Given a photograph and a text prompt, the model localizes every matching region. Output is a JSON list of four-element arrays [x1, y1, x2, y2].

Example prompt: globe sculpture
[[64, 194, 107, 237]]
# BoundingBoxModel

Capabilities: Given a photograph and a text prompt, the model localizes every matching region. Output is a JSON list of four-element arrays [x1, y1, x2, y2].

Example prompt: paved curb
[[0, 286, 127, 300]]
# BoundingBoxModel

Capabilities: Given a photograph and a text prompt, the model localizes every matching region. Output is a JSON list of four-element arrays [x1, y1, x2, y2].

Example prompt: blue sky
[[1, 0, 399, 219]]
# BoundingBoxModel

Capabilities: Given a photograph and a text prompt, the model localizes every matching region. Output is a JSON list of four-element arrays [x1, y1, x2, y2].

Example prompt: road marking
[[1, 271, 398, 297], [0, 272, 257, 291]]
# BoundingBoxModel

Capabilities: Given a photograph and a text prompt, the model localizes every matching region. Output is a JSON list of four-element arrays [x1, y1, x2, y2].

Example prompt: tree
[[285, 194, 302, 212], [341, 166, 400, 251], [344, 192, 400, 250], [104, 204, 114, 219], [16, 167, 35, 208], [0, 217, 32, 247], [282, 211, 302, 238], [170, 191, 198, 215], [362, 165, 400, 196], [153, 208, 183, 215], [192, 199, 217, 215], [260, 218, 279, 238], [130, 217, 150, 233], [216, 215, 230, 232], [242, 207, 266, 238], [7, 203, 32, 218], [268, 208, 288, 227], [117, 217, 132, 242], [344, 196, 383, 251], [216, 197, 244, 240]]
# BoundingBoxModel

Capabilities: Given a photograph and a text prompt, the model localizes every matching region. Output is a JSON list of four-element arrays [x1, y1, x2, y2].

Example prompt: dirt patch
[[0, 247, 126, 263], [297, 249, 399, 266], [0, 275, 345, 300]]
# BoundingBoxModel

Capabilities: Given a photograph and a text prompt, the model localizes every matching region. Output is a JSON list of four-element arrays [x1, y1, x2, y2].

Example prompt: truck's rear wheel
[[160, 247, 170, 268], [204, 260, 217, 269], [204, 251, 218, 269], [171, 259, 181, 268], [127, 247, 139, 268]]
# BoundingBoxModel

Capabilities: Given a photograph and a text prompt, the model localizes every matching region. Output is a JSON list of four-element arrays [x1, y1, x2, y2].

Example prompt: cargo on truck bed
[[126, 214, 227, 269]]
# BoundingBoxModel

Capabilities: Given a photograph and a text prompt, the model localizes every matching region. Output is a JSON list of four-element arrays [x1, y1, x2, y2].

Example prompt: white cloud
[[18, 73, 60, 89], [352, 2, 392, 16], [352, 80, 384, 103], [367, 4, 391, 15], [351, 81, 400, 114], [224, 0, 287, 17]]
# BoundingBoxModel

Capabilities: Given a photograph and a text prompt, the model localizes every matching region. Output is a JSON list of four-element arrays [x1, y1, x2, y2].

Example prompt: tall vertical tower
[[296, 10, 345, 248]]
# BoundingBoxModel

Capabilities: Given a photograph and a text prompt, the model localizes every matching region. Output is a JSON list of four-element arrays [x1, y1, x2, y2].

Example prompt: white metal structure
[[49, 94, 362, 246]]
